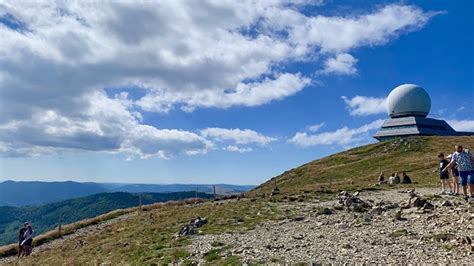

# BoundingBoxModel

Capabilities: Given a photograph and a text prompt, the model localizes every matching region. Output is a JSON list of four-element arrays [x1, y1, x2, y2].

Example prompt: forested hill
[[0, 181, 253, 207], [0, 191, 212, 246]]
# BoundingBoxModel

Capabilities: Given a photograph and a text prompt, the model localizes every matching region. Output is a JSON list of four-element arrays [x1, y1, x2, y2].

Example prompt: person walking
[[443, 145, 474, 201]]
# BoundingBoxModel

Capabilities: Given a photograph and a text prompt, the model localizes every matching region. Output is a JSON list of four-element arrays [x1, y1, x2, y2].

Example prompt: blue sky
[[0, 0, 473, 185]]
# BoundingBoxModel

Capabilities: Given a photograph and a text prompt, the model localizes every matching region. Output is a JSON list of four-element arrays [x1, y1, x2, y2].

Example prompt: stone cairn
[[178, 217, 208, 237], [338, 191, 372, 212]]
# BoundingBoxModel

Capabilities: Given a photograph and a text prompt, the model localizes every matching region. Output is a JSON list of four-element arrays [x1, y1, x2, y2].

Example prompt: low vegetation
[[252, 136, 474, 195], [3, 198, 287, 264], [0, 191, 212, 246], [2, 136, 473, 264]]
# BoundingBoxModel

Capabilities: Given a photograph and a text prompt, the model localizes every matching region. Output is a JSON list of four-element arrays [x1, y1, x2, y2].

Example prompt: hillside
[[2, 136, 474, 264], [0, 181, 253, 207], [0, 191, 213, 246], [252, 136, 474, 195]]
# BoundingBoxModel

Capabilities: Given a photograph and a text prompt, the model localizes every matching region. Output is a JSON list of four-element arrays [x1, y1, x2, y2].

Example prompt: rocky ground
[[3, 188, 474, 265], [189, 188, 474, 264]]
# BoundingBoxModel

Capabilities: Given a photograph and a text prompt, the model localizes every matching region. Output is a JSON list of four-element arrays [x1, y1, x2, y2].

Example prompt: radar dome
[[386, 84, 431, 118]]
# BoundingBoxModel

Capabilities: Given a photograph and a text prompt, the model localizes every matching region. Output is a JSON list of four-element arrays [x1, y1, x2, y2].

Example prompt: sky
[[0, 0, 473, 185]]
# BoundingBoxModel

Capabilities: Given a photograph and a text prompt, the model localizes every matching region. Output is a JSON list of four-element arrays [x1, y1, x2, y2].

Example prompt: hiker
[[401, 172, 412, 184], [17, 222, 28, 258], [442, 145, 474, 201], [20, 224, 35, 256], [438, 153, 452, 194], [378, 172, 385, 184], [389, 173, 400, 185], [447, 154, 460, 195]]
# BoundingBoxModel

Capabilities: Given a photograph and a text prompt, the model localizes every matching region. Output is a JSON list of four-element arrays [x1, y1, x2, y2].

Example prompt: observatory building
[[373, 84, 474, 141]]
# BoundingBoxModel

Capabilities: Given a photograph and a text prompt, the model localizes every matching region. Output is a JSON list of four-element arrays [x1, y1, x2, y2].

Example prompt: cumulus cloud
[[200, 128, 277, 145], [342, 95, 387, 116], [0, 91, 212, 159], [447, 120, 474, 132], [0, 1, 436, 157], [289, 119, 384, 147], [321, 53, 357, 75], [223, 145, 253, 153]]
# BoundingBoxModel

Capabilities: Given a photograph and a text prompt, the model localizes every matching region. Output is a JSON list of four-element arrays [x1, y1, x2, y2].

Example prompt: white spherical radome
[[386, 84, 431, 118]]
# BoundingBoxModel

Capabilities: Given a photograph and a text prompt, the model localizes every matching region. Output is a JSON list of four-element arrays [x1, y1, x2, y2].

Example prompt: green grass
[[4, 199, 284, 265], [203, 248, 224, 262], [251, 136, 474, 195], [4, 136, 474, 264]]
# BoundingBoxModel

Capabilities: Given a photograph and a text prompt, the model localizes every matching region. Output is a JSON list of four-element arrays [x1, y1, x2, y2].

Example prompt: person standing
[[443, 145, 474, 201], [378, 172, 385, 184], [20, 224, 35, 256], [438, 153, 451, 194], [17, 222, 28, 258], [447, 154, 460, 195]]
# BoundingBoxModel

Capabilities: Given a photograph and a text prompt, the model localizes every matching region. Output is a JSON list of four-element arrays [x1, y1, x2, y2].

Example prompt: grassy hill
[[2, 136, 474, 264], [0, 191, 213, 246], [251, 136, 474, 195]]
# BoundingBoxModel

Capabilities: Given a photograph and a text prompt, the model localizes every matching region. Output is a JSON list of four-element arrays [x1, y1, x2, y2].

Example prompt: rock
[[394, 209, 403, 221], [289, 196, 298, 202], [292, 233, 305, 240], [178, 224, 196, 236], [423, 202, 434, 210], [339, 191, 372, 212], [292, 216, 305, 221], [370, 207, 384, 215], [318, 207, 333, 215], [178, 217, 207, 236], [441, 200, 453, 207], [460, 236, 472, 245], [411, 196, 427, 208], [342, 243, 353, 249], [192, 217, 208, 227]]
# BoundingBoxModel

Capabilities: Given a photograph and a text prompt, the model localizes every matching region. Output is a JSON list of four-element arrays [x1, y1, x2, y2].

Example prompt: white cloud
[[137, 73, 310, 112], [223, 145, 253, 153], [0, 1, 437, 157], [200, 128, 277, 145], [447, 120, 474, 132], [342, 95, 387, 116], [289, 119, 384, 147], [321, 53, 357, 75], [308, 123, 325, 132], [0, 91, 211, 159]]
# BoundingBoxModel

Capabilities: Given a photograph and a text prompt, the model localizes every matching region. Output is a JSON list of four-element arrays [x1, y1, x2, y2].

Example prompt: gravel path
[[189, 188, 474, 264]]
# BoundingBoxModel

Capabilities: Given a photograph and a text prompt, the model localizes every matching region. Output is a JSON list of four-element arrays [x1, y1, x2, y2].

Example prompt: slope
[[0, 191, 212, 246], [252, 136, 474, 194]]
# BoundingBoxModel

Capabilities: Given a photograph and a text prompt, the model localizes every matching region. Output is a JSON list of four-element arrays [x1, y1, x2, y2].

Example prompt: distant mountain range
[[0, 180, 254, 207], [0, 191, 213, 246]]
